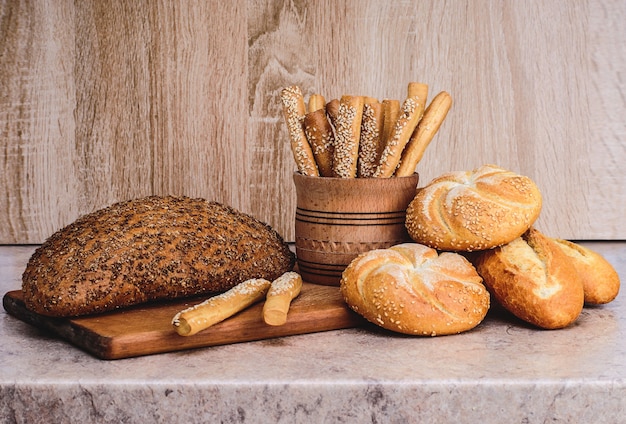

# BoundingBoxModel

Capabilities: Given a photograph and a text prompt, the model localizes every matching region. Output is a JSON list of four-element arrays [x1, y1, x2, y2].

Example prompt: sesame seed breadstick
[[303, 108, 335, 177], [407, 82, 429, 105], [280, 86, 319, 176], [380, 99, 400, 148], [357, 100, 384, 178], [332, 95, 364, 178], [308, 93, 326, 113], [373, 96, 425, 178], [395, 91, 452, 177], [263, 271, 303, 326], [172, 278, 271, 336], [325, 98, 340, 130]]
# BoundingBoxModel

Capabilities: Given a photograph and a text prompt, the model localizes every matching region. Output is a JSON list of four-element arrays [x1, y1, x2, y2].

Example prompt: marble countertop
[[1, 243, 624, 423]]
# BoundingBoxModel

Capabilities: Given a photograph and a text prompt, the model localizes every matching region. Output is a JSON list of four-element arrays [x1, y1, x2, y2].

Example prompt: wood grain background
[[1, 0, 624, 244]]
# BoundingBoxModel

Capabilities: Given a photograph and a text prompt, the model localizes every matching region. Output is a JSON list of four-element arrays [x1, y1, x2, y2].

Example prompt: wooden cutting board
[[2, 283, 364, 360]]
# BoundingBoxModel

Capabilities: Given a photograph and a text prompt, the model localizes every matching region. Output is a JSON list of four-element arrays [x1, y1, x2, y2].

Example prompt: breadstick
[[172, 278, 271, 336], [263, 271, 303, 326], [308, 94, 326, 113], [380, 99, 400, 148], [280, 86, 319, 176], [325, 99, 340, 131], [395, 91, 452, 177], [373, 95, 425, 178], [407, 82, 429, 105], [357, 101, 384, 178], [332, 95, 364, 178], [303, 109, 335, 177]]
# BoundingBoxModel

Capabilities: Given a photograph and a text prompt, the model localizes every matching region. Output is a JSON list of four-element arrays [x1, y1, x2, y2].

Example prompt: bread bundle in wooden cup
[[340, 243, 490, 336], [473, 228, 585, 329], [405, 164, 542, 251], [22, 196, 295, 317]]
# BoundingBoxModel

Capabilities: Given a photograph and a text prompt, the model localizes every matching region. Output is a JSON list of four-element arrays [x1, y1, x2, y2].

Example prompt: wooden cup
[[293, 172, 419, 286]]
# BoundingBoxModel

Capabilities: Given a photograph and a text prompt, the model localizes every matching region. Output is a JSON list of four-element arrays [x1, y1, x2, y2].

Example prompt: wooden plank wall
[[1, 0, 624, 244]]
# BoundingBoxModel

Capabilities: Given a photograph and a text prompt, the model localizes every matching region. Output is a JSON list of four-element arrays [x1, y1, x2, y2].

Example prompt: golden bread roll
[[405, 164, 542, 251], [552, 238, 620, 305], [473, 228, 584, 329], [22, 196, 295, 317], [340, 243, 490, 336]]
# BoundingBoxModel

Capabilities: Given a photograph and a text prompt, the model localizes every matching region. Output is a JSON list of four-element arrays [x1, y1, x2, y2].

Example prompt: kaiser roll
[[340, 243, 490, 336], [405, 164, 542, 251]]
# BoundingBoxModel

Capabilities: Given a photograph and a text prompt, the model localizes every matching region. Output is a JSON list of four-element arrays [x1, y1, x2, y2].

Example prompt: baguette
[[280, 86, 319, 176], [332, 95, 364, 178], [395, 91, 452, 177], [172, 278, 272, 336], [263, 271, 303, 326], [373, 96, 425, 178], [303, 109, 336, 177]]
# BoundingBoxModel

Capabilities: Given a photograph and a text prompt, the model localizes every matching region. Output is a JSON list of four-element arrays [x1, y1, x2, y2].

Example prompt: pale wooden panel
[[1, 0, 624, 244], [588, 0, 626, 238], [0, 0, 79, 242]]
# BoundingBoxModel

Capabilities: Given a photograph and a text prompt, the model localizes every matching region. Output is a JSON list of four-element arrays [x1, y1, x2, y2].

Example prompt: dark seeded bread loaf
[[22, 196, 295, 317]]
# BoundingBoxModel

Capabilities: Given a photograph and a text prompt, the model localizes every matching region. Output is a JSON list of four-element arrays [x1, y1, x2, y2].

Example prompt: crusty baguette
[[263, 271, 303, 326], [373, 96, 425, 178], [473, 228, 584, 330], [552, 238, 620, 305], [21, 196, 295, 317], [280, 86, 319, 176], [405, 164, 542, 251], [357, 100, 384, 178], [172, 278, 271, 336], [303, 109, 335, 177], [340, 243, 490, 336], [395, 91, 452, 177], [332, 95, 364, 178]]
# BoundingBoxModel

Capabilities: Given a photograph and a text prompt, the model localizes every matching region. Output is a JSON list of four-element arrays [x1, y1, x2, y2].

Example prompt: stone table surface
[[1, 243, 624, 423]]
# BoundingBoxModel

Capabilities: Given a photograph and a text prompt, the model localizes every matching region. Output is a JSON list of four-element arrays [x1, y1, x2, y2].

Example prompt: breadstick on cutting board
[[395, 91, 452, 177], [172, 278, 271, 336], [332, 95, 364, 178], [304, 108, 335, 177], [407, 82, 429, 105], [280, 86, 319, 176], [263, 271, 303, 326], [358, 100, 384, 178], [374, 95, 425, 178], [308, 93, 326, 113]]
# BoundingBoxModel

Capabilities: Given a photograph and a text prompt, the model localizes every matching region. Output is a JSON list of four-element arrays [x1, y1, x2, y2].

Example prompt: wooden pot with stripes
[[293, 172, 419, 286]]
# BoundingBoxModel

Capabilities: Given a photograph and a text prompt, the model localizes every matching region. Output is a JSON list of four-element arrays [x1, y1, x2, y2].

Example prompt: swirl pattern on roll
[[405, 164, 542, 251], [340, 243, 490, 336]]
